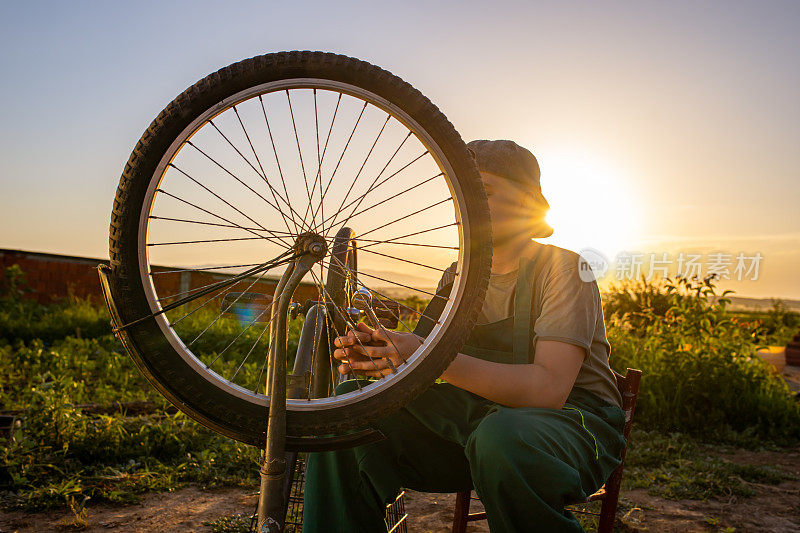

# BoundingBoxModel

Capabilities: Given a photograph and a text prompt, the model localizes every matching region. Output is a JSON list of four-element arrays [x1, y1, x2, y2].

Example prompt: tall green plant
[[606, 276, 800, 442]]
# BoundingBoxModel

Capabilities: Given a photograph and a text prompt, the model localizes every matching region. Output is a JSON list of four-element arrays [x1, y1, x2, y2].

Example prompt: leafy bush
[[0, 333, 261, 510], [602, 276, 679, 330], [605, 276, 800, 443]]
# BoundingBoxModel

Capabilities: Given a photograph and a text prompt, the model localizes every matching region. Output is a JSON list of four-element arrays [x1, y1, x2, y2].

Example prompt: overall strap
[[512, 258, 536, 364], [511, 244, 549, 364]]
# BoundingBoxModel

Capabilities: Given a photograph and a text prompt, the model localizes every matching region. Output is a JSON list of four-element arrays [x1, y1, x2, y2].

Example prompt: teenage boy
[[303, 140, 625, 533]]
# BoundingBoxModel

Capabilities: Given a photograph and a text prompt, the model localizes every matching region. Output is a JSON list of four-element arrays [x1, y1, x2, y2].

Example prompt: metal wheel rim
[[136, 78, 472, 410]]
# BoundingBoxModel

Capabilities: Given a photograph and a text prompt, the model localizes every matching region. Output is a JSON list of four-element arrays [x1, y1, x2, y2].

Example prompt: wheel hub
[[294, 232, 328, 261]]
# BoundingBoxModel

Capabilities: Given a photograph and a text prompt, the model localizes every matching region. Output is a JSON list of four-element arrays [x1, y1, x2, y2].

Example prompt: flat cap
[[466, 139, 543, 194]]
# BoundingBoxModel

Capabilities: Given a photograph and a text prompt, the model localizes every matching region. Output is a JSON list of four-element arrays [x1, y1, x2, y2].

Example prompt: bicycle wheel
[[109, 51, 491, 444]]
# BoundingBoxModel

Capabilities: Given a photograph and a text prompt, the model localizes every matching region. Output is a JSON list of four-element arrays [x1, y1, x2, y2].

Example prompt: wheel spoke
[[305, 260, 325, 400], [250, 317, 276, 395], [208, 117, 303, 232], [151, 262, 264, 276], [259, 95, 303, 233], [148, 236, 272, 247], [316, 101, 368, 228], [157, 251, 294, 303], [149, 215, 267, 233], [325, 254, 438, 299], [231, 106, 296, 235], [185, 141, 306, 234], [325, 130, 411, 235], [357, 197, 453, 240], [165, 165, 293, 248], [316, 150, 429, 233], [227, 307, 273, 382], [354, 222, 461, 251], [119, 253, 296, 336], [327, 253, 442, 327], [170, 285, 237, 326], [208, 304, 271, 374], [306, 92, 342, 233], [329, 172, 443, 229], [188, 263, 277, 347], [311, 269, 387, 380], [308, 269, 362, 390], [322, 296, 342, 396], [286, 90, 316, 232], [355, 247, 448, 272], [153, 187, 291, 249], [322, 114, 391, 235]]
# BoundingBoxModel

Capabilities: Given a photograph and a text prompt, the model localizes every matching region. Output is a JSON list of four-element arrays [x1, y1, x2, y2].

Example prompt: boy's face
[[480, 171, 550, 247]]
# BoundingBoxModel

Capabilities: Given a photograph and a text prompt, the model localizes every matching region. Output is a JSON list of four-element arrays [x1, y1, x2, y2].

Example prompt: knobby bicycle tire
[[109, 51, 490, 444]]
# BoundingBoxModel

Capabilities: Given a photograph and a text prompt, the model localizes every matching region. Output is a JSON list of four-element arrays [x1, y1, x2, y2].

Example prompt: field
[[1, 266, 800, 532]]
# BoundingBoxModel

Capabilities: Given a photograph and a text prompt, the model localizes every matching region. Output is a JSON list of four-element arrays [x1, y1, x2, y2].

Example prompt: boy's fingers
[[342, 355, 400, 373], [338, 364, 386, 378], [333, 330, 371, 348], [338, 361, 391, 377], [333, 347, 371, 361], [347, 343, 393, 359]]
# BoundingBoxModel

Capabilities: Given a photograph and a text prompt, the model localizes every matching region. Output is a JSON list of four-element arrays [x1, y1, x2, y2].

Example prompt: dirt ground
[[2, 445, 798, 533]]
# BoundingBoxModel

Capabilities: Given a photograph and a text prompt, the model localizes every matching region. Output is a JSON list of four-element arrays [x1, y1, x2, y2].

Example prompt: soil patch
[[0, 486, 258, 533]]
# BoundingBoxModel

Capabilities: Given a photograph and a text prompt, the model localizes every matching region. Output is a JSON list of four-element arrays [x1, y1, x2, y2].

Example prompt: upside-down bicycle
[[98, 51, 491, 532]]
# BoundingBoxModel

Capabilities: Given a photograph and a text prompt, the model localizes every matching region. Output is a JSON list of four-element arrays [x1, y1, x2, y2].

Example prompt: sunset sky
[[1, 1, 798, 299]]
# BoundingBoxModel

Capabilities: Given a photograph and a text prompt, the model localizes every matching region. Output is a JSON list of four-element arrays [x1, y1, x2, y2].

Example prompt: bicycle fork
[[258, 235, 326, 533]]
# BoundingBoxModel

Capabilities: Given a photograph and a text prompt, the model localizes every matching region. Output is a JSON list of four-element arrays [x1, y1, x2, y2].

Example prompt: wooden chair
[[452, 367, 642, 533]]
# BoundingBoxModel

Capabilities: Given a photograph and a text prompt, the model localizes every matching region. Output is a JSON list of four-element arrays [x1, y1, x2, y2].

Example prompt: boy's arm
[[440, 340, 584, 409], [335, 259, 597, 409], [334, 328, 584, 409]]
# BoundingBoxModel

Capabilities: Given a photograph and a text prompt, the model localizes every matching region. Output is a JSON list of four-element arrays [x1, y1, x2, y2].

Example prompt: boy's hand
[[333, 322, 422, 378]]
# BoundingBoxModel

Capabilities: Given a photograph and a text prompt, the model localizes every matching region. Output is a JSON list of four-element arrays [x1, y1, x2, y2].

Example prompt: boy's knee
[[466, 408, 583, 501], [465, 408, 527, 468]]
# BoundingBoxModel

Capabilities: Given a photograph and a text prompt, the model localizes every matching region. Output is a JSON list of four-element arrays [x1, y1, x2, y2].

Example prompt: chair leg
[[597, 469, 623, 533], [452, 490, 471, 533], [597, 497, 618, 533]]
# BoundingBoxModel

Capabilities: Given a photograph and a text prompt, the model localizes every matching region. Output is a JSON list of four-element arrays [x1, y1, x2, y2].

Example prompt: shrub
[[605, 276, 800, 443]]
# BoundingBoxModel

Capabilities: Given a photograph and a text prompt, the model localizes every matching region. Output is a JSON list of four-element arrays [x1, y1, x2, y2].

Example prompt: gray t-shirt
[[465, 243, 622, 408]]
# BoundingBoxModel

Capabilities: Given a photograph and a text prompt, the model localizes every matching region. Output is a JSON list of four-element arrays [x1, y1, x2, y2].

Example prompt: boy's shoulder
[[529, 242, 581, 275]]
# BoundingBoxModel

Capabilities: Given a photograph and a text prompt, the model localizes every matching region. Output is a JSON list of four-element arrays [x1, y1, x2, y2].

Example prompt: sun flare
[[537, 151, 641, 259]]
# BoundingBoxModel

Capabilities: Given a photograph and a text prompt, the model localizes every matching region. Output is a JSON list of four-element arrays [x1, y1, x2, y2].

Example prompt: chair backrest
[[612, 368, 642, 442]]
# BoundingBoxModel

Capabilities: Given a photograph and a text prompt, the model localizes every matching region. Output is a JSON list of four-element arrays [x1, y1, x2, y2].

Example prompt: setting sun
[[538, 150, 641, 259]]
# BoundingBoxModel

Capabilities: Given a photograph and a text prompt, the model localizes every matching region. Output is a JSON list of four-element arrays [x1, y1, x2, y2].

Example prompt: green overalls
[[303, 258, 627, 533]]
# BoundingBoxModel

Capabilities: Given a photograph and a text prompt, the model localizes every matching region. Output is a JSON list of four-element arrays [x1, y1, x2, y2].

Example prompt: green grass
[[622, 429, 793, 500], [1, 376, 260, 510], [0, 266, 269, 510], [2, 264, 799, 515], [203, 513, 253, 533]]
